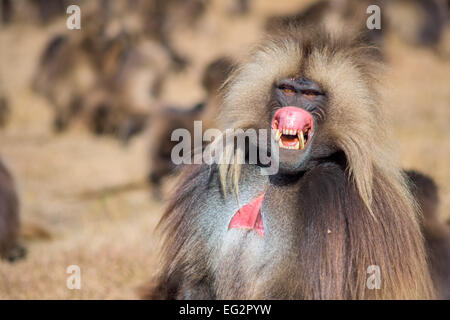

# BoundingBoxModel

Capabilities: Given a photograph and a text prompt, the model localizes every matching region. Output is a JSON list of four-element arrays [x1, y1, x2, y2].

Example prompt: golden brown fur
[[218, 27, 385, 213], [144, 27, 435, 300]]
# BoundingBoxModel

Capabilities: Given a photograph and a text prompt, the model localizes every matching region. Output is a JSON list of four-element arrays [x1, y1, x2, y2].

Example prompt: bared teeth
[[279, 128, 299, 136], [298, 131, 305, 149], [277, 128, 309, 150], [275, 129, 282, 141]]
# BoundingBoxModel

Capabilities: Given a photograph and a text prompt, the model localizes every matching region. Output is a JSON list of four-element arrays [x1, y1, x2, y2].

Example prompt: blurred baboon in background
[[31, 0, 67, 24], [0, 158, 26, 262], [147, 57, 234, 199], [82, 33, 171, 143], [147, 103, 205, 200], [33, 10, 171, 141], [137, 0, 208, 70], [0, 0, 12, 24], [406, 170, 450, 300], [266, 0, 450, 59], [228, 0, 250, 16], [266, 0, 385, 52], [31, 7, 111, 132], [386, 0, 449, 52], [33, 32, 97, 132], [1, 0, 68, 25]]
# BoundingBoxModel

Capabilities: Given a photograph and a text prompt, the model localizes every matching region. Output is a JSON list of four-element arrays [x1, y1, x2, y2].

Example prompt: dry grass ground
[[0, 0, 449, 299]]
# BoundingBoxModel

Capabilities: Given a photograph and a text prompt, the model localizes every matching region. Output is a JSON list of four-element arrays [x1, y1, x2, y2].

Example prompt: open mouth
[[272, 106, 313, 150]]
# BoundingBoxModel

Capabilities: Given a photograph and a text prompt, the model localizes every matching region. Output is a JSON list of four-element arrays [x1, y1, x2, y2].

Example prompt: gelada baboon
[[405, 170, 450, 300], [143, 27, 435, 299], [0, 158, 25, 262], [147, 57, 234, 198]]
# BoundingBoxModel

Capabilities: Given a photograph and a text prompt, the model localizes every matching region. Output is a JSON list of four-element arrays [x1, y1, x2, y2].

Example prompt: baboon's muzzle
[[271, 106, 313, 150]]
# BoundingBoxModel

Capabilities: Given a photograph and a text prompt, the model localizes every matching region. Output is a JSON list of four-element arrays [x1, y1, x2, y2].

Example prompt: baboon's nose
[[272, 106, 313, 133], [272, 107, 314, 150]]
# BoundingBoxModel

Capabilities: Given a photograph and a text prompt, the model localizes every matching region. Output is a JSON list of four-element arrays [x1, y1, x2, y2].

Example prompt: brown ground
[[0, 0, 449, 299]]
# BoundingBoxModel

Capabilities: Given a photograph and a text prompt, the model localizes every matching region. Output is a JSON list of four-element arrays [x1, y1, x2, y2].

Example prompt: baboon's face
[[269, 76, 328, 173], [223, 36, 382, 177]]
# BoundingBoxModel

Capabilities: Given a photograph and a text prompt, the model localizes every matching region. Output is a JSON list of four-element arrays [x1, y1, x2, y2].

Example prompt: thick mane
[[217, 27, 404, 216], [145, 27, 436, 300]]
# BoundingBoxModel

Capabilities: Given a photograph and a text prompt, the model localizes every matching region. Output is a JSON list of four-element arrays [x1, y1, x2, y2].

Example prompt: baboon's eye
[[279, 84, 296, 96], [302, 90, 321, 100]]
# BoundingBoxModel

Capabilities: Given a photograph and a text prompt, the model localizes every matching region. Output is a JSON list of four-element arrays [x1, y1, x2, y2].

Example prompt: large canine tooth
[[294, 141, 300, 150], [275, 129, 282, 141], [299, 131, 305, 149]]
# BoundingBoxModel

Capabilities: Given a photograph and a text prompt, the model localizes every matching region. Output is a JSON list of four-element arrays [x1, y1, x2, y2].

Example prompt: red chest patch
[[228, 193, 265, 237]]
